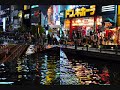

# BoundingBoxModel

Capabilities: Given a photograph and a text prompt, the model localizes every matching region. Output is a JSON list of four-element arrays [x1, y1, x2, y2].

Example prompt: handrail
[[63, 45, 120, 55], [17, 45, 28, 58], [0, 45, 17, 60], [0, 45, 16, 54], [13, 45, 27, 59], [2, 45, 22, 63], [1, 45, 28, 63]]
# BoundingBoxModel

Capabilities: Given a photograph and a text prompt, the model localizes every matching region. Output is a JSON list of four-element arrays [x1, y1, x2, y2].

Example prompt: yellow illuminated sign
[[118, 5, 120, 15], [65, 5, 96, 18], [24, 5, 27, 10], [118, 5, 120, 26]]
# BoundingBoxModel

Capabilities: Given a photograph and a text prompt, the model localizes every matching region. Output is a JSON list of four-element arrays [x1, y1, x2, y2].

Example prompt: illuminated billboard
[[65, 5, 96, 18], [72, 17, 94, 26], [31, 5, 40, 24], [47, 6, 54, 25]]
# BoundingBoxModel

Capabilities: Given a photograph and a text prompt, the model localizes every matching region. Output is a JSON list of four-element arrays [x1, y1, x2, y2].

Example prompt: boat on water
[[25, 45, 35, 55]]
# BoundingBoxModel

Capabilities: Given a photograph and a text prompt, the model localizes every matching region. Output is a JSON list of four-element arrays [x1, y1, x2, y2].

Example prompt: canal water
[[0, 47, 120, 85], [62, 49, 120, 85], [0, 48, 60, 85]]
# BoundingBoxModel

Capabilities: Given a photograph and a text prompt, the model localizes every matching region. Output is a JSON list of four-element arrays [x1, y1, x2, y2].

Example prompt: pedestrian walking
[[47, 33, 51, 45]]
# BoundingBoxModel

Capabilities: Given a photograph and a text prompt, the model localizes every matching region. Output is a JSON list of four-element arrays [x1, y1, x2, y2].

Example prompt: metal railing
[[62, 39, 120, 55], [1, 45, 28, 63], [75, 44, 120, 55], [0, 45, 15, 54]]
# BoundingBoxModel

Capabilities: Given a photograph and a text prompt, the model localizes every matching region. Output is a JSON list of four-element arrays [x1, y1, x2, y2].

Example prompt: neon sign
[[31, 5, 39, 9], [65, 5, 96, 18]]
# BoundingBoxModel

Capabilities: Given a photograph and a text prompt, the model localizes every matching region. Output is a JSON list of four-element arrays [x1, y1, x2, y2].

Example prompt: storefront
[[117, 5, 120, 45], [64, 5, 102, 39], [118, 27, 120, 45], [100, 5, 118, 45]]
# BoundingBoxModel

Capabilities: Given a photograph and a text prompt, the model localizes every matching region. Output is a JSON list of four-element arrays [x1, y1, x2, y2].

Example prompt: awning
[[102, 18, 115, 26]]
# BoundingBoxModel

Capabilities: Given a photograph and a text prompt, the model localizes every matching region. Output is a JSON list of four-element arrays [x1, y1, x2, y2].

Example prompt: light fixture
[[77, 19, 81, 23], [31, 5, 39, 8], [102, 5, 115, 12]]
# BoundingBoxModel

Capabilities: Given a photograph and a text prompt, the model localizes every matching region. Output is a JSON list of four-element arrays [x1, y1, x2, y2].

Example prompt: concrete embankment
[[34, 46, 120, 62], [61, 48, 120, 62]]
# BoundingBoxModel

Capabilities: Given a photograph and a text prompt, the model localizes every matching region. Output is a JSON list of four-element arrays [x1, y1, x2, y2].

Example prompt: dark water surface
[[63, 50, 120, 85], [0, 49, 60, 85], [0, 47, 120, 85]]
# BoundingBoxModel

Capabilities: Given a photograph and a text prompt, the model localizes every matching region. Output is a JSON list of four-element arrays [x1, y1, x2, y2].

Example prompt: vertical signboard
[[31, 5, 40, 25], [101, 5, 116, 27], [2, 18, 6, 32], [117, 5, 120, 26], [47, 6, 54, 25], [23, 5, 31, 27]]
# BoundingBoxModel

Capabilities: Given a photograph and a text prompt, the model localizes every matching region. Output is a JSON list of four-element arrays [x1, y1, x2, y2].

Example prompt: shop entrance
[[70, 17, 95, 39]]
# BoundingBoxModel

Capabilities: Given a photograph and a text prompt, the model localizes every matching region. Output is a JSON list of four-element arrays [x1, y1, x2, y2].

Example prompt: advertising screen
[[31, 5, 40, 24]]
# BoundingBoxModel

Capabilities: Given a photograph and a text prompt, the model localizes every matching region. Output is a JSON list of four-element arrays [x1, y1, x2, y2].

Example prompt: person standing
[[100, 36, 103, 45], [52, 34, 56, 45], [47, 33, 50, 45]]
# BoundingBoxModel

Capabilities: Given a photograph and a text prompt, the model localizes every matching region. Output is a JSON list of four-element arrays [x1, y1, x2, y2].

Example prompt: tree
[[31, 25, 37, 35], [37, 25, 44, 34], [17, 24, 27, 33], [48, 29, 52, 33]]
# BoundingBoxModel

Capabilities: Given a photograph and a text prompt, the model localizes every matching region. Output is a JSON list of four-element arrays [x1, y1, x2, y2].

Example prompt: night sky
[[39, 5, 51, 16]]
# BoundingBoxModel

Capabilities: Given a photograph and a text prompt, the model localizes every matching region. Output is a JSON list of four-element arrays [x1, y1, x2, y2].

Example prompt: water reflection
[[72, 61, 110, 85], [60, 50, 111, 85], [0, 51, 60, 85], [60, 50, 80, 85]]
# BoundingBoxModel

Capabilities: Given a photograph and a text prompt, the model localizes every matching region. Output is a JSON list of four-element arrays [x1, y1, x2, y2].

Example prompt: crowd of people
[[0, 30, 61, 45], [60, 27, 107, 48], [47, 33, 59, 45], [1, 26, 119, 47], [71, 30, 99, 47], [0, 32, 46, 45]]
